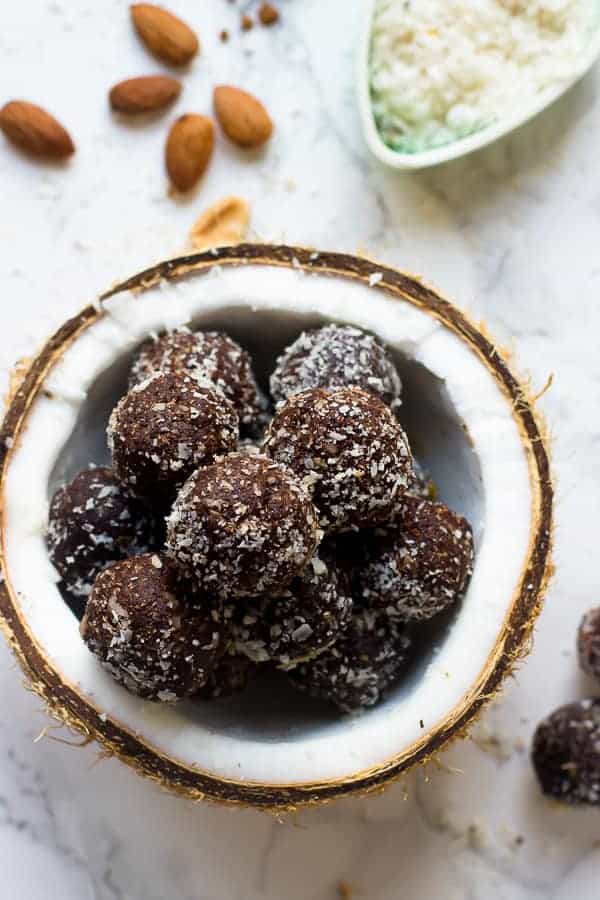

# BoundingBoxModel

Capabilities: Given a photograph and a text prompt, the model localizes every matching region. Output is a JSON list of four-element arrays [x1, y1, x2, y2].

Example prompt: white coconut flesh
[[2, 263, 533, 787]]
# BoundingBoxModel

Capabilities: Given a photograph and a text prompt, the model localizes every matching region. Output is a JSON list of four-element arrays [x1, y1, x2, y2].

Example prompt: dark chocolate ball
[[231, 553, 353, 668], [289, 609, 412, 713], [355, 497, 474, 622], [81, 554, 222, 701], [166, 453, 321, 600], [270, 324, 401, 409], [532, 700, 600, 805], [263, 387, 413, 533], [47, 466, 156, 600], [577, 608, 600, 679], [129, 329, 263, 430], [195, 651, 256, 700], [108, 371, 238, 501]]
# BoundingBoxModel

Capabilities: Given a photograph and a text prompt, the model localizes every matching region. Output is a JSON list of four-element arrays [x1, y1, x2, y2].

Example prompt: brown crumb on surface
[[241, 14, 254, 30], [337, 881, 355, 899], [219, 29, 230, 42], [259, 3, 280, 25]]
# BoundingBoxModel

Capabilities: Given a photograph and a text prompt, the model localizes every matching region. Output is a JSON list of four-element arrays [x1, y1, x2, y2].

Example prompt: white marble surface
[[1, 1, 600, 898]]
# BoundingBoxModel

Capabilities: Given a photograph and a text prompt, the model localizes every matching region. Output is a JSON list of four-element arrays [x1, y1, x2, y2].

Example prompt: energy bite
[[531, 700, 600, 805], [108, 371, 238, 501], [81, 554, 222, 701], [263, 386, 413, 533], [270, 324, 402, 409], [577, 608, 600, 679], [195, 650, 257, 700], [289, 608, 412, 712], [355, 496, 474, 622], [231, 554, 353, 668], [129, 329, 263, 430], [47, 466, 156, 601], [166, 453, 321, 600]]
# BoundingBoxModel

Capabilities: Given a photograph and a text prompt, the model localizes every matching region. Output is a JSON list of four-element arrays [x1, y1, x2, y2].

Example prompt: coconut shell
[[0, 245, 553, 809]]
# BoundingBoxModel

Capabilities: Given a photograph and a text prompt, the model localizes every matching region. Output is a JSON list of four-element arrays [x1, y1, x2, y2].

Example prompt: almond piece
[[166, 114, 214, 191], [213, 86, 273, 149], [110, 75, 182, 113], [259, 3, 279, 25], [131, 4, 199, 66], [189, 197, 250, 251], [0, 101, 75, 158]]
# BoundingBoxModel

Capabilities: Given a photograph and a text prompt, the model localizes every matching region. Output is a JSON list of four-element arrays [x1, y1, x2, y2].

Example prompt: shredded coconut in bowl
[[370, 0, 598, 153]]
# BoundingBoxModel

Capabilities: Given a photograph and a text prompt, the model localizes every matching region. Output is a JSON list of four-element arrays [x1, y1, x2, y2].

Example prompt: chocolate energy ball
[[108, 371, 238, 501], [47, 466, 156, 602], [577, 608, 600, 679], [263, 387, 413, 533], [532, 700, 600, 805], [195, 650, 257, 700], [129, 329, 262, 430], [356, 496, 474, 622], [270, 324, 402, 409], [166, 453, 321, 600], [289, 609, 412, 713], [231, 554, 353, 669], [81, 554, 222, 701]]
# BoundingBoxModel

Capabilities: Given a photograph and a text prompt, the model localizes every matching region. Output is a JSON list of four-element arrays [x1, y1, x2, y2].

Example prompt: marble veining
[[1, 0, 600, 897]]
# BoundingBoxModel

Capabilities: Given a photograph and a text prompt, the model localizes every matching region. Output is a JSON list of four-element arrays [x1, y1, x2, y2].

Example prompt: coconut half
[[0, 245, 552, 809]]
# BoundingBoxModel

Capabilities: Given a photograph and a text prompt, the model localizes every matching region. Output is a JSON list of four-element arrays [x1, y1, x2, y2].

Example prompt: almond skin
[[166, 114, 214, 191], [213, 86, 273, 148], [189, 196, 250, 251], [109, 75, 182, 113], [0, 101, 74, 158], [131, 4, 199, 66]]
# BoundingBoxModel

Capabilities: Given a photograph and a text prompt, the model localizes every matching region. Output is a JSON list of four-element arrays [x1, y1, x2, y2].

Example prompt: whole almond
[[189, 196, 250, 251], [110, 75, 182, 113], [0, 101, 75, 158], [166, 114, 214, 191], [131, 4, 199, 66], [213, 86, 273, 148]]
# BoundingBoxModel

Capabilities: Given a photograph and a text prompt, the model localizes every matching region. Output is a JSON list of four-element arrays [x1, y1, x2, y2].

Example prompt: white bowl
[[356, 0, 600, 170], [0, 246, 552, 808]]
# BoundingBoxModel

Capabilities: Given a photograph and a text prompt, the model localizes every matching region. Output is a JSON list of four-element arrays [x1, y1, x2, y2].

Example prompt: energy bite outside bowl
[[0, 245, 552, 809]]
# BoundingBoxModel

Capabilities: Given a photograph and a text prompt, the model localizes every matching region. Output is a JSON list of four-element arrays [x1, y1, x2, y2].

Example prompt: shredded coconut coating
[[230, 553, 353, 669], [532, 700, 600, 805], [129, 329, 263, 430], [577, 608, 600, 679], [263, 387, 413, 533], [195, 649, 257, 700], [270, 324, 402, 409], [166, 453, 321, 600], [356, 496, 474, 622], [47, 466, 156, 601], [80, 554, 223, 701], [108, 371, 239, 501], [289, 608, 412, 713]]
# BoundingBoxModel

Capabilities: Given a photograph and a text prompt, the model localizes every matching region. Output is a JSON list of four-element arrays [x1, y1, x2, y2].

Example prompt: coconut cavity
[[46, 312, 478, 717]]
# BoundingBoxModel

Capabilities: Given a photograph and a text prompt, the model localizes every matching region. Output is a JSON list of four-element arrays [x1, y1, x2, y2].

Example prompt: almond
[[259, 4, 279, 25], [109, 75, 182, 113], [166, 114, 214, 191], [213, 86, 273, 149], [189, 197, 250, 251], [131, 4, 199, 66], [0, 101, 75, 158]]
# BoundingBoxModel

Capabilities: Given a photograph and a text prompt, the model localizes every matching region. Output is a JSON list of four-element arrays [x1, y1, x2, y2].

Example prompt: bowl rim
[[356, 0, 600, 170], [0, 244, 553, 809]]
